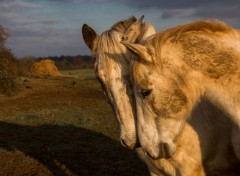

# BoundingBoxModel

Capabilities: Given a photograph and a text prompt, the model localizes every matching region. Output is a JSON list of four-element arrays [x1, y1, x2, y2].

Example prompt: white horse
[[123, 20, 240, 163], [82, 17, 239, 175], [82, 16, 140, 149]]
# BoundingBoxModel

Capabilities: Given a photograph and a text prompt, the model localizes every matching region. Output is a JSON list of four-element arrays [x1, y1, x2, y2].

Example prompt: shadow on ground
[[0, 122, 149, 176]]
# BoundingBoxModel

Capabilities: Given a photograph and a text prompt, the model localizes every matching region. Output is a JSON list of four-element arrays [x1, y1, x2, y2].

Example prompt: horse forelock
[[96, 16, 138, 74], [111, 16, 137, 33], [95, 30, 131, 87]]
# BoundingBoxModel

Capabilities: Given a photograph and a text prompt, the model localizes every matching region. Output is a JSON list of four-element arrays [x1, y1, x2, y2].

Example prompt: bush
[[0, 70, 18, 95], [18, 56, 37, 75], [0, 25, 20, 96]]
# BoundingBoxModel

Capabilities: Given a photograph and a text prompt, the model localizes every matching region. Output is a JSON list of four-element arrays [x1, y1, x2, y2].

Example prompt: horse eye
[[139, 89, 152, 98]]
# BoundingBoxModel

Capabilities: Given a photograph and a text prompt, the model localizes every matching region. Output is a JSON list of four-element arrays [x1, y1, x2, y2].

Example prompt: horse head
[[122, 32, 194, 159], [82, 16, 156, 149]]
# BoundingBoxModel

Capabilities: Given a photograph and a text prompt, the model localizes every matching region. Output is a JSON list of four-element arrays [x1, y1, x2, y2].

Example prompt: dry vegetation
[[31, 59, 62, 76]]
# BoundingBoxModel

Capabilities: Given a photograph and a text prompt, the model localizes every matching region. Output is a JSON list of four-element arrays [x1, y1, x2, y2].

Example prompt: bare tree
[[0, 25, 8, 47]]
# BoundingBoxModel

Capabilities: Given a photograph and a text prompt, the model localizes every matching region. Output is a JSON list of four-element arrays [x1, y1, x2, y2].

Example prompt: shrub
[[0, 25, 20, 96]]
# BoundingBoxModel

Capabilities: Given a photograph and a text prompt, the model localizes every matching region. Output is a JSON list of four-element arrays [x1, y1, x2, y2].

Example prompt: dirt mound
[[31, 59, 61, 76]]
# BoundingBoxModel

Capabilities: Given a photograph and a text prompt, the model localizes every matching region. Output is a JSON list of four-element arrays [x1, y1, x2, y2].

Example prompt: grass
[[0, 69, 149, 176]]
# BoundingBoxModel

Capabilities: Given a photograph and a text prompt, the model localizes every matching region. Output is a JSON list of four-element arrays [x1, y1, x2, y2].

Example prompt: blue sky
[[0, 0, 239, 58]]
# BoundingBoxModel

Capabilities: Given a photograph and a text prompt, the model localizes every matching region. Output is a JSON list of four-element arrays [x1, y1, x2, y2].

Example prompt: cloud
[[120, 0, 239, 10], [0, 13, 36, 27], [2, 0, 41, 9], [120, 0, 203, 10], [161, 9, 195, 19], [7, 26, 85, 57], [194, 4, 240, 18], [40, 0, 110, 2], [119, 0, 240, 19]]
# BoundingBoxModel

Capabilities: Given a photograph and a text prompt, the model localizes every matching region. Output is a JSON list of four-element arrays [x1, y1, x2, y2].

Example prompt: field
[[0, 69, 149, 176]]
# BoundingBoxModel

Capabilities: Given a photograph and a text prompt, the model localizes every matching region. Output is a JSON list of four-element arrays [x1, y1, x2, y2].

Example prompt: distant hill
[[37, 55, 95, 70]]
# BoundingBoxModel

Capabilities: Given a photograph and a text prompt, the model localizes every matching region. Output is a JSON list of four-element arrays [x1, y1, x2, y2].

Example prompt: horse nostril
[[120, 139, 137, 150], [120, 139, 128, 148], [143, 150, 159, 160], [160, 142, 171, 159], [135, 140, 141, 148]]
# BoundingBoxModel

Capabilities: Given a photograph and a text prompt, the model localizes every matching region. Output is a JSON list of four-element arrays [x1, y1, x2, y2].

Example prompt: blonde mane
[[142, 20, 237, 66], [97, 16, 137, 59], [151, 20, 234, 46]]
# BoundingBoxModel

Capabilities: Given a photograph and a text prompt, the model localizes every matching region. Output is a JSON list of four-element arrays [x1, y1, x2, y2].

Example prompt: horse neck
[[164, 30, 240, 116], [203, 76, 240, 125], [184, 63, 240, 126]]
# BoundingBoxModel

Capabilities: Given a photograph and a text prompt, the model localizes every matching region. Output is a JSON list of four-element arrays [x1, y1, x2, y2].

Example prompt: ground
[[0, 69, 149, 176]]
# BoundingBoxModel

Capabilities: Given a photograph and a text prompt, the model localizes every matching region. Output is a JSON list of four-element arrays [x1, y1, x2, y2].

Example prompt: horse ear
[[123, 15, 145, 43], [122, 42, 153, 63], [139, 15, 144, 22], [82, 24, 99, 53]]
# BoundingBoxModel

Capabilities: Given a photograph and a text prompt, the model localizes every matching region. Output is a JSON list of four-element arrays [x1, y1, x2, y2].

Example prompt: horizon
[[1, 0, 239, 58]]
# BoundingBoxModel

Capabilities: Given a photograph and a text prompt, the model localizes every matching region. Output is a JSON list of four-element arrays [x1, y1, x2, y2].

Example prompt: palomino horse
[[123, 20, 240, 161], [82, 17, 238, 175]]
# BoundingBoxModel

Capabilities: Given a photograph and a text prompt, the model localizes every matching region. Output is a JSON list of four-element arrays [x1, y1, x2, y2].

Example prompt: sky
[[0, 0, 239, 58]]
